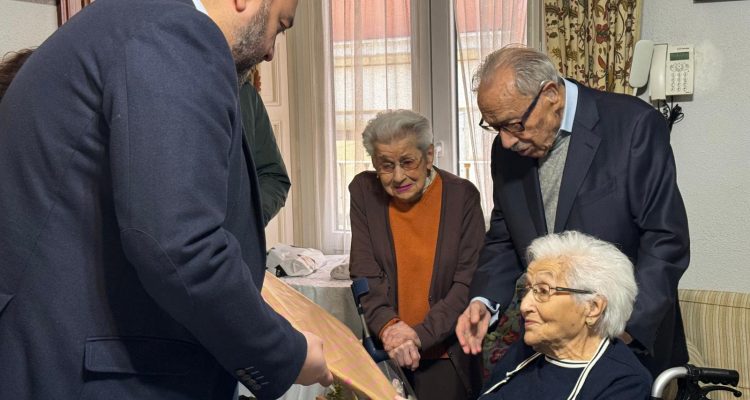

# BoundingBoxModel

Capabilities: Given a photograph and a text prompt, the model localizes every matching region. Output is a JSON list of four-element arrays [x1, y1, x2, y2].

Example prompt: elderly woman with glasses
[[349, 109, 485, 399], [477, 231, 652, 399]]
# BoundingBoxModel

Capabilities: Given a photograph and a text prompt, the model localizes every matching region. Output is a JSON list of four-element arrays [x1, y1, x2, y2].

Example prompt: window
[[288, 1, 539, 253], [329, 0, 414, 239], [455, 1, 530, 214]]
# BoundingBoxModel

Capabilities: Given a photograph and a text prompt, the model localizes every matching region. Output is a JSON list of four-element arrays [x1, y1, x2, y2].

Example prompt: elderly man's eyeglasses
[[518, 279, 594, 303], [376, 155, 422, 174], [479, 80, 549, 134]]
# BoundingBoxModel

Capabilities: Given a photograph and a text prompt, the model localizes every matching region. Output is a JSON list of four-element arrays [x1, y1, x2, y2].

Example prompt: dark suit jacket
[[0, 0, 305, 398], [470, 82, 690, 376], [349, 168, 485, 396]]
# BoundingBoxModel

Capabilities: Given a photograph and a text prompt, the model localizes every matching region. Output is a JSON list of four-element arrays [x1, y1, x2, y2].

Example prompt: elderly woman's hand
[[381, 321, 421, 351], [388, 339, 421, 370]]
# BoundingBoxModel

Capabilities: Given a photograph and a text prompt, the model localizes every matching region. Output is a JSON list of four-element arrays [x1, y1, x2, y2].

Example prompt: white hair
[[526, 231, 638, 339], [361, 109, 433, 157], [472, 44, 560, 96]]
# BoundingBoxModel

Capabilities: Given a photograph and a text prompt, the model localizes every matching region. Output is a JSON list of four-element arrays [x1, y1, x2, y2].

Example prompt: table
[[280, 255, 363, 339], [239, 256, 363, 400]]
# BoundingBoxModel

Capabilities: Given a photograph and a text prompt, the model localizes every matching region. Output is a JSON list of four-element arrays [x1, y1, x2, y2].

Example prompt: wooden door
[[258, 36, 295, 249]]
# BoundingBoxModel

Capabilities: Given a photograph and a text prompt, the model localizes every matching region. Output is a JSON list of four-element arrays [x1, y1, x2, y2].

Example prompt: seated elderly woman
[[349, 109, 485, 399], [479, 231, 652, 399]]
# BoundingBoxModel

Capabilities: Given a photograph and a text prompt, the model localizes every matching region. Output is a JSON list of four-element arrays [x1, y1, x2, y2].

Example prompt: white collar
[[544, 355, 588, 368], [191, 0, 208, 15], [559, 78, 578, 133]]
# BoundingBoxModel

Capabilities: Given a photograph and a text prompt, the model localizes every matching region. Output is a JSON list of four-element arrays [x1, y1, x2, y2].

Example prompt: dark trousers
[[405, 359, 476, 400]]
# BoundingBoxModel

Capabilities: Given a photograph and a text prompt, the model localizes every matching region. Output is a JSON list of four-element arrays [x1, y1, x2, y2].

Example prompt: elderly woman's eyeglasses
[[478, 80, 549, 134], [376, 156, 422, 174], [518, 281, 594, 303]]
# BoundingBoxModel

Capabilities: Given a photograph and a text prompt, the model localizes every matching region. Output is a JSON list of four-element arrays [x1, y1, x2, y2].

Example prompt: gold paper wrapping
[[261, 272, 397, 400]]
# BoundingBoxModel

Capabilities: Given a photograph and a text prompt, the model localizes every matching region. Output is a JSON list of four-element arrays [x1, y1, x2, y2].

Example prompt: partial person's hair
[[472, 44, 559, 96], [361, 109, 433, 157], [0, 48, 35, 101], [526, 231, 637, 339]]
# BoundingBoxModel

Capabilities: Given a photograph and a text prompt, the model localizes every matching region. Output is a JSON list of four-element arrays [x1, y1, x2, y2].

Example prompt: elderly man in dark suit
[[455, 46, 690, 378], [0, 0, 332, 399]]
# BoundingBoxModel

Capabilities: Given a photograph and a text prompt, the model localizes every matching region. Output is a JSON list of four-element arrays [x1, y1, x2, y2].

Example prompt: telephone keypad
[[668, 61, 692, 95]]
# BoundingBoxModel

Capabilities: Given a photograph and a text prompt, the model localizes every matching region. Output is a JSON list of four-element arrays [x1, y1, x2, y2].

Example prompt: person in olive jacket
[[239, 81, 290, 226]]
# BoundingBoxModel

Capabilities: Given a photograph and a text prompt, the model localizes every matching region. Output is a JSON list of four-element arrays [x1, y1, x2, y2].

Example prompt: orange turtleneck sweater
[[389, 173, 443, 329]]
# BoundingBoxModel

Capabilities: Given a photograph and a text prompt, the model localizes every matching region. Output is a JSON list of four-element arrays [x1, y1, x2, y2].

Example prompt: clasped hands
[[381, 321, 421, 370]]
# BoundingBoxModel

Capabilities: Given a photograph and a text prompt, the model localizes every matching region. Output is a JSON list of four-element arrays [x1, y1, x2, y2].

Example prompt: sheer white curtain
[[455, 0, 527, 217], [322, 0, 414, 253], [289, 1, 530, 251]]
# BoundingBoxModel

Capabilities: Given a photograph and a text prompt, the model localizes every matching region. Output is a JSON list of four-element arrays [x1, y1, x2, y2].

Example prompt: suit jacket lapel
[[554, 85, 601, 232]]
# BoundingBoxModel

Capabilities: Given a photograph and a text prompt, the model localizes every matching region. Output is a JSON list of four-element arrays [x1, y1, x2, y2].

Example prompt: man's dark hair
[[0, 48, 35, 101]]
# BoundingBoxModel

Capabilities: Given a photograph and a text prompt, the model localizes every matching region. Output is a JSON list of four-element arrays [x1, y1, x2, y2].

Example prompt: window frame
[[288, 1, 541, 253]]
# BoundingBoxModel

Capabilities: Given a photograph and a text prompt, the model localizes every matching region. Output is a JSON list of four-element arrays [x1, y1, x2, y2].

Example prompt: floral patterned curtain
[[544, 0, 642, 93]]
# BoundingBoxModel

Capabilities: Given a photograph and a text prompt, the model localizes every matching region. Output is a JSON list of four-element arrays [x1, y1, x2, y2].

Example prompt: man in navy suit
[[0, 0, 332, 399], [455, 46, 690, 377]]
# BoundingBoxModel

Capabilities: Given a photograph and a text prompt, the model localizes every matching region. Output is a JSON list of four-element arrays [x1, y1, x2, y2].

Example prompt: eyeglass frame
[[517, 274, 594, 303], [374, 153, 424, 174], [478, 80, 551, 134]]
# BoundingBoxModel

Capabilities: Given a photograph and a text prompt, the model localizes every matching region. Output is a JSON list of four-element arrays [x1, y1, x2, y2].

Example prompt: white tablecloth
[[280, 255, 362, 339]]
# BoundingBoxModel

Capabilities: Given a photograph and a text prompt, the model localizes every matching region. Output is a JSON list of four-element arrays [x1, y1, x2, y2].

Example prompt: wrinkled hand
[[295, 331, 334, 387], [381, 321, 421, 351], [456, 300, 490, 355], [388, 339, 420, 371]]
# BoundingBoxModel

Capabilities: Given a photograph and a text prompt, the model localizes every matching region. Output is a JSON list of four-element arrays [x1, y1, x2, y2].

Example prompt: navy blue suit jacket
[[470, 82, 690, 376], [0, 0, 305, 398]]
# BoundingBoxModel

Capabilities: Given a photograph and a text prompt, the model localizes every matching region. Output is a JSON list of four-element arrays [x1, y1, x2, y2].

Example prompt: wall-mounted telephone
[[630, 40, 695, 101], [665, 45, 694, 96]]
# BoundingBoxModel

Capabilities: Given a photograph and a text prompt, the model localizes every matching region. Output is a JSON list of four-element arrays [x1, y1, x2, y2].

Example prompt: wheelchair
[[353, 277, 744, 400], [651, 364, 743, 400]]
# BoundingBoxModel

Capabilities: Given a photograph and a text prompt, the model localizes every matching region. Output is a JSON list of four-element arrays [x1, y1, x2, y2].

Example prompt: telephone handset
[[629, 41, 695, 101]]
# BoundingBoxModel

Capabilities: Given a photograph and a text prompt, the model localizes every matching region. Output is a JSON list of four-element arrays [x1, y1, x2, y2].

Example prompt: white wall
[[642, 1, 750, 292], [0, 0, 57, 58]]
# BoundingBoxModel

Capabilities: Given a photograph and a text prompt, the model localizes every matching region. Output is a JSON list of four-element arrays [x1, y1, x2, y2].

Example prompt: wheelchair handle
[[351, 278, 391, 363], [650, 364, 741, 399], [651, 366, 688, 399], [685, 364, 740, 386]]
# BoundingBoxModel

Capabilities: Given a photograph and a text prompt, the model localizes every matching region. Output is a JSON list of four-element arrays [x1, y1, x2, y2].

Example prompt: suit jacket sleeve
[[414, 181, 485, 350], [108, 16, 304, 399], [239, 83, 290, 226], [469, 137, 525, 311], [348, 175, 399, 336], [625, 108, 690, 354]]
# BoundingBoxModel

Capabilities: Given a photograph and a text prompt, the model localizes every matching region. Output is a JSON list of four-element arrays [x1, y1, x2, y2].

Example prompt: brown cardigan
[[348, 167, 485, 393]]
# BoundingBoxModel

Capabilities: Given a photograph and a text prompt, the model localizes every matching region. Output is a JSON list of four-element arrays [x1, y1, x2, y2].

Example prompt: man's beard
[[232, 0, 270, 82]]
